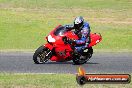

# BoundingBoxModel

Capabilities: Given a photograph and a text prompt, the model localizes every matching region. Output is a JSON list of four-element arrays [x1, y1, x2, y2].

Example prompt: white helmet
[[74, 16, 84, 29]]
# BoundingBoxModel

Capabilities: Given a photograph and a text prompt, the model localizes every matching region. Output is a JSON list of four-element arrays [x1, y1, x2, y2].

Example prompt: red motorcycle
[[33, 25, 102, 65]]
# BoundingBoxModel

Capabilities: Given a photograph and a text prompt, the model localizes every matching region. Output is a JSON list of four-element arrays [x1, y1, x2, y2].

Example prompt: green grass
[[0, 0, 132, 10], [0, 73, 131, 88], [0, 0, 132, 51]]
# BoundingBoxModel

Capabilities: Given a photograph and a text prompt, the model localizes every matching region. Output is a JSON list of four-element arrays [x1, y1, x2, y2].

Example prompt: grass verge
[[0, 0, 132, 51], [0, 73, 131, 88]]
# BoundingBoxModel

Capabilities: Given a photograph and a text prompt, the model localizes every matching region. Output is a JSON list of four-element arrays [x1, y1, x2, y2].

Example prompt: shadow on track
[[43, 61, 99, 65]]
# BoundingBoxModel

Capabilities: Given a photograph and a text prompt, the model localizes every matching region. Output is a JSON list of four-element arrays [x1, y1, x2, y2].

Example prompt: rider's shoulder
[[83, 22, 90, 26], [83, 22, 90, 29]]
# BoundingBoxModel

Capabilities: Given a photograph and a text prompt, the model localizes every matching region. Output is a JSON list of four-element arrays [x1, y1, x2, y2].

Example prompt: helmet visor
[[74, 22, 83, 29]]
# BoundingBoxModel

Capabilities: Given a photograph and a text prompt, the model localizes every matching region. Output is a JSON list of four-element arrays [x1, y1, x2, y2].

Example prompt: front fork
[[43, 43, 53, 61]]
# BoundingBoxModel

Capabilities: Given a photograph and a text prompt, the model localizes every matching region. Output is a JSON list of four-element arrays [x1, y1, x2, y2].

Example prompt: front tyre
[[33, 46, 52, 64]]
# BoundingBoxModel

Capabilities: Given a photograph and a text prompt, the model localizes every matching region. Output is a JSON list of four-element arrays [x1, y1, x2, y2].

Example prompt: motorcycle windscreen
[[54, 26, 67, 36]]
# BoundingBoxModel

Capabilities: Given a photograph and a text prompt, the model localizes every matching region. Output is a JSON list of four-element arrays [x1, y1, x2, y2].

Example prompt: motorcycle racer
[[65, 16, 91, 53], [33, 18, 102, 64]]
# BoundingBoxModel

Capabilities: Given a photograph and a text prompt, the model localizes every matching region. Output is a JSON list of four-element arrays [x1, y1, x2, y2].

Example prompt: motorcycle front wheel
[[33, 46, 52, 64]]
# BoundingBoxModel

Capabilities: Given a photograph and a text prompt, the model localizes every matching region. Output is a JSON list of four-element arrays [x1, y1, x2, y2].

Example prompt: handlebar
[[62, 36, 75, 45], [62, 36, 68, 44]]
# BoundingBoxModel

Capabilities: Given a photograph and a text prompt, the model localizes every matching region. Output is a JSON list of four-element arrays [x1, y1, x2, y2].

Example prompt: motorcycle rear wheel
[[73, 47, 93, 65], [33, 46, 52, 64]]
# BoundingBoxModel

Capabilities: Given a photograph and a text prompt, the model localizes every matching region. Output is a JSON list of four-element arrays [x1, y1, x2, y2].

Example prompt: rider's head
[[74, 16, 84, 30]]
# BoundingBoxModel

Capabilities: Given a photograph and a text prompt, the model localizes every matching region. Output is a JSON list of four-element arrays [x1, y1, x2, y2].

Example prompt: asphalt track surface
[[0, 52, 132, 73]]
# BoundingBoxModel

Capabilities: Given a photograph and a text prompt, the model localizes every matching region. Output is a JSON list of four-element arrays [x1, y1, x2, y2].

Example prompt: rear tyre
[[87, 47, 93, 59], [73, 55, 87, 65], [33, 46, 52, 64], [73, 47, 93, 65]]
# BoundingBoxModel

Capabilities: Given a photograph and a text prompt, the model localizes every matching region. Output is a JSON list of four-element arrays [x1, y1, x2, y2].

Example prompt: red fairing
[[51, 44, 73, 61], [88, 33, 102, 47], [44, 43, 53, 50], [44, 25, 102, 62]]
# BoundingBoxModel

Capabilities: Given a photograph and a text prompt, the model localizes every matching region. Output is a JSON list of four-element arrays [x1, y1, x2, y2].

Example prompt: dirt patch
[[0, 7, 132, 24]]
